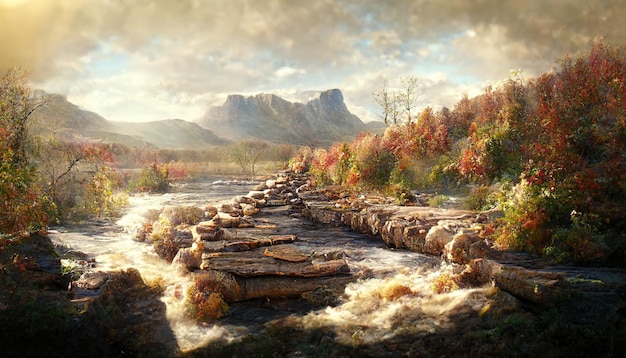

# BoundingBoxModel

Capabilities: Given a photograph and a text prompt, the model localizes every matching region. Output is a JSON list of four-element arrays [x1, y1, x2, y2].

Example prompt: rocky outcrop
[[151, 171, 570, 306], [169, 174, 351, 302], [198, 89, 366, 146], [301, 197, 490, 264], [294, 178, 569, 306]]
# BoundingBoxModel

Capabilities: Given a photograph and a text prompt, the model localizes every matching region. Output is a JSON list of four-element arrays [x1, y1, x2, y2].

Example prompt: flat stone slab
[[263, 245, 309, 262], [201, 247, 349, 277]]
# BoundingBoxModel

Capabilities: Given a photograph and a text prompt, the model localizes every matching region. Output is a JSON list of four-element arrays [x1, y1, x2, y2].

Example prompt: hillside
[[198, 89, 372, 146], [30, 93, 229, 149]]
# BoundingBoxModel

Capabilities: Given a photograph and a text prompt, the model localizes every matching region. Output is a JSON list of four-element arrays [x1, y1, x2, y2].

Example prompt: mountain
[[198, 89, 368, 146], [107, 119, 229, 149], [30, 93, 229, 149]]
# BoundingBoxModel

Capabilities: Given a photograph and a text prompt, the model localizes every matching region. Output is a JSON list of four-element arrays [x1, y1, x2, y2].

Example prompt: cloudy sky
[[1, 0, 624, 123]]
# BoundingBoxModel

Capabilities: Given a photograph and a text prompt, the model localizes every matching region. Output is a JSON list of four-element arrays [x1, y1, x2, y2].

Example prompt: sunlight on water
[[50, 179, 258, 352], [49, 178, 490, 352], [297, 264, 495, 347]]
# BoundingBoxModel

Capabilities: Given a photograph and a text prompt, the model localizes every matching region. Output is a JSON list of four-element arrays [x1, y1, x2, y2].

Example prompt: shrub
[[186, 271, 238, 322], [130, 162, 170, 193], [428, 194, 449, 208], [465, 185, 498, 211]]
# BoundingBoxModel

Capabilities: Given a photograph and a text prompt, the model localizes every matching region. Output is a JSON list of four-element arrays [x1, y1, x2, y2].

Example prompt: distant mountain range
[[198, 89, 384, 146], [30, 90, 384, 149], [30, 93, 230, 149]]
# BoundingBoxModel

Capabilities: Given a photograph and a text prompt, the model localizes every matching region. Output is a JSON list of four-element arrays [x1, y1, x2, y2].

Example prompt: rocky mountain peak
[[199, 89, 366, 146]]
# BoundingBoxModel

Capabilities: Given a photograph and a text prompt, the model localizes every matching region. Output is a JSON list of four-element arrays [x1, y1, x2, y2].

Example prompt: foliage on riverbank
[[293, 42, 626, 265]]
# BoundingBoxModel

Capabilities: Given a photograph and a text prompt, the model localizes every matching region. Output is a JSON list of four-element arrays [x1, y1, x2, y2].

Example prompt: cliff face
[[198, 89, 365, 146]]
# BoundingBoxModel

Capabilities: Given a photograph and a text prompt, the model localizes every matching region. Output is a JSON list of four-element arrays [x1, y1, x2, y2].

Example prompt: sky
[[1, 0, 624, 123]]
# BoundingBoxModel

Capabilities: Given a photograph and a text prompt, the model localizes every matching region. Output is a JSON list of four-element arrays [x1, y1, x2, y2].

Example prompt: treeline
[[292, 42, 626, 264]]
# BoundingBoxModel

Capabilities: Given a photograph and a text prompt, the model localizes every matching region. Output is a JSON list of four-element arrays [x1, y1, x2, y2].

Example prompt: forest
[[291, 41, 626, 265]]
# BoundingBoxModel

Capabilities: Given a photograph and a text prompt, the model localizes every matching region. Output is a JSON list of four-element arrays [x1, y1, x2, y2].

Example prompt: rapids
[[48, 178, 495, 354]]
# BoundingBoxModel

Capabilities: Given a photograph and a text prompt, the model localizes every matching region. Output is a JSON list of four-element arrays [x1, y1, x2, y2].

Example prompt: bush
[[465, 185, 498, 211], [130, 162, 170, 193], [186, 271, 238, 322]]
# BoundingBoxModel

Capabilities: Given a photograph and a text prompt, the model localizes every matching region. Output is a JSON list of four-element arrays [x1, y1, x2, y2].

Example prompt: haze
[[1, 0, 623, 122]]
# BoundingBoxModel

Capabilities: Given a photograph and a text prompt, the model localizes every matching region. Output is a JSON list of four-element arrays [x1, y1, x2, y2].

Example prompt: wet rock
[[263, 245, 309, 262], [381, 219, 409, 249], [74, 271, 109, 290], [423, 225, 453, 255], [201, 250, 349, 278], [172, 241, 204, 271], [469, 258, 566, 305], [444, 230, 483, 264], [403, 224, 428, 251]]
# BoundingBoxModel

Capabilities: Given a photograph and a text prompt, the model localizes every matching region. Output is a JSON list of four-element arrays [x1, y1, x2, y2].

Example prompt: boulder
[[265, 179, 277, 189], [204, 205, 218, 219], [216, 212, 241, 228], [445, 231, 471, 264], [469, 258, 566, 305], [246, 190, 266, 200], [423, 225, 453, 255], [218, 203, 240, 215], [241, 203, 259, 216]]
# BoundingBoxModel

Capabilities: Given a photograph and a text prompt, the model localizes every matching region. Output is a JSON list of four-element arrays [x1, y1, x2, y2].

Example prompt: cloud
[[1, 0, 624, 122]]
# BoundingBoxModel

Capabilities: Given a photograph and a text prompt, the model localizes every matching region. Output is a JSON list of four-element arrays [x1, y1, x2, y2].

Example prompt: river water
[[48, 178, 489, 354]]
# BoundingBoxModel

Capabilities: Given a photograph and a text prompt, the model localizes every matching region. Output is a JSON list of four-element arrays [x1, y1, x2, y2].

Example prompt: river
[[48, 177, 491, 354]]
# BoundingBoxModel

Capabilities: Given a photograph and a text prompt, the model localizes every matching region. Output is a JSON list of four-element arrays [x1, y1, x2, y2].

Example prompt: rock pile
[[169, 173, 350, 302]]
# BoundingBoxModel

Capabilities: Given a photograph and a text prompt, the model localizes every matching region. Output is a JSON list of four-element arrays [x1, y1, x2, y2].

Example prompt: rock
[[172, 246, 202, 271], [237, 275, 352, 301], [381, 220, 408, 249], [232, 195, 257, 206], [204, 205, 218, 219], [75, 271, 109, 290], [218, 203, 240, 215], [423, 225, 453, 255], [444, 231, 482, 264], [216, 212, 241, 228], [201, 250, 350, 278], [241, 203, 259, 216], [469, 258, 566, 305], [263, 245, 309, 262], [265, 179, 277, 189], [469, 240, 489, 259], [246, 190, 266, 200], [195, 221, 218, 234], [403, 224, 428, 252], [445, 232, 468, 264]]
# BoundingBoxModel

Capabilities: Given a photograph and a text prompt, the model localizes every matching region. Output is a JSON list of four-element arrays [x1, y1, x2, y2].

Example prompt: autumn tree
[[0, 69, 48, 234]]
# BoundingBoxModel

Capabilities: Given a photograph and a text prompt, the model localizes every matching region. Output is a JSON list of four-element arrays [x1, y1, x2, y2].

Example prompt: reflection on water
[[49, 178, 483, 353]]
